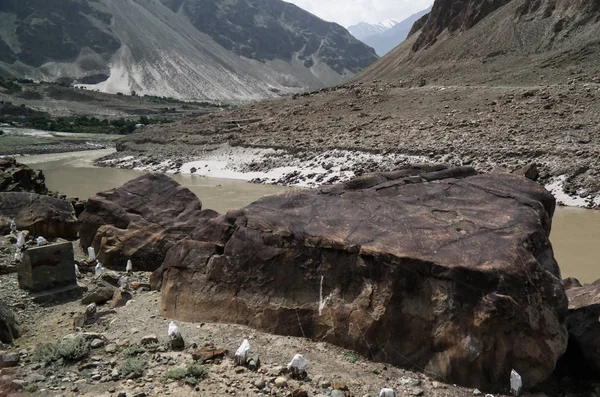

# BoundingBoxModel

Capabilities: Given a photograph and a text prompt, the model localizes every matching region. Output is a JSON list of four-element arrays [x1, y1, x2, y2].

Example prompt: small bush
[[33, 336, 90, 365], [186, 363, 207, 380], [124, 344, 146, 357], [343, 351, 357, 364], [121, 358, 147, 378], [185, 376, 198, 386], [166, 367, 188, 380], [165, 363, 207, 384]]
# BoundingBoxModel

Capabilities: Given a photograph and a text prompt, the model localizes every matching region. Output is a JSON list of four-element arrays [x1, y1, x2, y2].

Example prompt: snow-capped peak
[[347, 19, 400, 41]]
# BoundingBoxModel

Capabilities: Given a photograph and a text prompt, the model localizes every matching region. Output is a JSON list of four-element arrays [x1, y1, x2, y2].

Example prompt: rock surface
[[0, 192, 78, 239], [154, 167, 567, 390], [0, 157, 48, 195], [0, 299, 20, 343], [559, 282, 600, 378], [78, 173, 218, 271]]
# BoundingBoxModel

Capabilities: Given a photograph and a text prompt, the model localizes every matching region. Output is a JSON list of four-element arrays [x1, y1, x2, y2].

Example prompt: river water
[[18, 149, 600, 283]]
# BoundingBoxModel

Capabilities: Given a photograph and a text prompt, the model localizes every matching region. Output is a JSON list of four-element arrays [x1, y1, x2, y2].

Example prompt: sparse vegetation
[[123, 344, 146, 357], [343, 351, 357, 364], [143, 94, 228, 108], [165, 363, 208, 385], [33, 336, 90, 365], [120, 357, 147, 378]]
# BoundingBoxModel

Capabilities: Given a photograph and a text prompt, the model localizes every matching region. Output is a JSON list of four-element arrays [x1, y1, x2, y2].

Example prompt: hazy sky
[[284, 0, 434, 27]]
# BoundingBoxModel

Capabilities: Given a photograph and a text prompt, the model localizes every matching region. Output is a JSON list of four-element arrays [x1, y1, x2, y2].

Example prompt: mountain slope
[[347, 19, 400, 41], [362, 8, 432, 56], [0, 0, 378, 102], [360, 0, 600, 83]]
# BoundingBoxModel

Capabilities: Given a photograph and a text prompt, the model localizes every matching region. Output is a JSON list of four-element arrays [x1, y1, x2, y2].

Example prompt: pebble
[[254, 378, 266, 388], [274, 376, 288, 388], [410, 388, 424, 396], [105, 343, 118, 353], [474, 389, 482, 395], [90, 339, 104, 348], [331, 391, 346, 397]]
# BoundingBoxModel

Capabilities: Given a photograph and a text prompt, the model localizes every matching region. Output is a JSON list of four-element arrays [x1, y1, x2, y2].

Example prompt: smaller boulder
[[81, 281, 115, 305], [141, 335, 159, 345], [110, 290, 132, 309], [0, 300, 20, 343]]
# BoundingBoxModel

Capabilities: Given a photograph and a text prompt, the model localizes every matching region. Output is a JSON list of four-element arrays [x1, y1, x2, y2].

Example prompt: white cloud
[[283, 0, 434, 27]]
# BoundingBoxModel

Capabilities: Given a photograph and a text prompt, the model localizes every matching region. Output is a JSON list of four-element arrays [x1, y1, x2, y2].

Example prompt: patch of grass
[[185, 376, 198, 386], [123, 344, 146, 357], [33, 336, 90, 365], [186, 363, 207, 379], [144, 341, 162, 352], [165, 367, 188, 380], [344, 351, 357, 364], [120, 357, 147, 378], [165, 363, 208, 385], [25, 384, 38, 393]]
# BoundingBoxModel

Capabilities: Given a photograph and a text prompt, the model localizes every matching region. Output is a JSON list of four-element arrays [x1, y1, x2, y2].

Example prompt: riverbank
[[98, 143, 600, 209], [112, 82, 600, 209]]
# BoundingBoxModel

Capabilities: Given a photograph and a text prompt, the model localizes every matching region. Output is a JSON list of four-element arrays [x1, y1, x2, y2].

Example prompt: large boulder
[[78, 173, 218, 271], [557, 281, 600, 378], [153, 168, 567, 391], [0, 192, 78, 239], [0, 157, 48, 194], [0, 299, 20, 343]]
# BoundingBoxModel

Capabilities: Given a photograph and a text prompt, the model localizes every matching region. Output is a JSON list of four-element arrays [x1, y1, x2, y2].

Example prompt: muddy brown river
[[19, 149, 600, 283]]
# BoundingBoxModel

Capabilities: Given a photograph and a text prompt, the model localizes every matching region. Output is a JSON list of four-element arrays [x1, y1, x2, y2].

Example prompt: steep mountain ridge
[[0, 0, 377, 102], [360, 0, 600, 83]]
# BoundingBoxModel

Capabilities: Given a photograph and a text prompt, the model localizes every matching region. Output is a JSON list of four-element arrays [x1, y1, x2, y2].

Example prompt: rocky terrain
[[109, 79, 600, 208], [102, 0, 600, 207], [0, 160, 599, 396], [0, 0, 377, 102]]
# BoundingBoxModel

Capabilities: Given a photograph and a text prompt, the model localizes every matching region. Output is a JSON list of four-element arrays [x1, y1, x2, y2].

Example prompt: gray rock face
[[0, 299, 20, 344]]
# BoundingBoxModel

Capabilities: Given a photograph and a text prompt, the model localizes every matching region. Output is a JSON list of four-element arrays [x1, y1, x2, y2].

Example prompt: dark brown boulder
[[154, 169, 567, 391], [0, 157, 48, 194], [557, 284, 600, 378], [562, 277, 583, 291], [0, 192, 78, 239], [78, 173, 218, 271], [0, 299, 20, 344]]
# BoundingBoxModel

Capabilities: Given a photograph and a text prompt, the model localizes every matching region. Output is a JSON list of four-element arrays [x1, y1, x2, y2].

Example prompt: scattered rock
[[91, 338, 105, 348], [105, 343, 118, 354]]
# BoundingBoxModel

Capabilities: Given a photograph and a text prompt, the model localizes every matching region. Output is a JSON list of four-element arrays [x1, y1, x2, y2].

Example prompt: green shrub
[[124, 344, 146, 357], [33, 336, 90, 365], [121, 358, 147, 378], [185, 376, 198, 386], [186, 363, 207, 380], [343, 351, 357, 364], [166, 367, 188, 380], [165, 363, 207, 384]]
